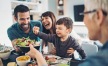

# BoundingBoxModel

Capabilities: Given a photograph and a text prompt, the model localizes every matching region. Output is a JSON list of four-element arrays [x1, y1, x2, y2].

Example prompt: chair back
[[81, 43, 98, 56]]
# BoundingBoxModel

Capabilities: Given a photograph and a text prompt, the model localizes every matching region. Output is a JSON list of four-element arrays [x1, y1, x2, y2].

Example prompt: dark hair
[[13, 4, 30, 18], [41, 11, 56, 34], [56, 17, 73, 29]]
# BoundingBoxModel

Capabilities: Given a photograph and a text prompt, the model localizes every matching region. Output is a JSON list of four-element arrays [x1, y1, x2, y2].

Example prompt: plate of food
[[0, 45, 13, 60], [0, 49, 11, 60], [15, 37, 40, 53], [45, 55, 61, 65]]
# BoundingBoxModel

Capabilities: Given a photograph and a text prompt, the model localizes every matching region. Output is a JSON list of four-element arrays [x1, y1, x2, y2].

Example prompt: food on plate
[[48, 57, 57, 62], [0, 49, 10, 53], [15, 37, 40, 53], [45, 56, 49, 60], [0, 45, 12, 53], [0, 46, 11, 60], [15, 37, 37, 47], [16, 56, 31, 66], [17, 56, 30, 61], [7, 62, 16, 66], [45, 56, 57, 63]]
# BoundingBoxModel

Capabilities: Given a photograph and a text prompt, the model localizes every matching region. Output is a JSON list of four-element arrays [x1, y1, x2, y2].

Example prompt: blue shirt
[[79, 41, 108, 66], [7, 20, 42, 41]]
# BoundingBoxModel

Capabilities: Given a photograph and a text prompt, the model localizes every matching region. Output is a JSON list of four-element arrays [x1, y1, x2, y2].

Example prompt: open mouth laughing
[[20, 24, 29, 31]]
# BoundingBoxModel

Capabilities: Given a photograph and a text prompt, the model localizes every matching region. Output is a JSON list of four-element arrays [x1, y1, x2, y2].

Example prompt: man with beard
[[7, 5, 42, 52]]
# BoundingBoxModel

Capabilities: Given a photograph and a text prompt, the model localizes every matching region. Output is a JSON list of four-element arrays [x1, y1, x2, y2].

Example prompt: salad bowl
[[15, 37, 40, 53]]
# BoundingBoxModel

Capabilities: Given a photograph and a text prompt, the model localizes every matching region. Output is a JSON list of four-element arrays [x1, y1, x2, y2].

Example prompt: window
[[74, 5, 84, 22]]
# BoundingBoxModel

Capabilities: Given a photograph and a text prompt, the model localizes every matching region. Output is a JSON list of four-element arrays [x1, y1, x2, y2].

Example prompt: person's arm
[[31, 20, 43, 32], [67, 48, 75, 56], [37, 21, 43, 32], [12, 39, 17, 50], [11, 39, 22, 52], [7, 28, 15, 45], [49, 47, 56, 55], [26, 44, 48, 66], [33, 26, 56, 43], [7, 28, 21, 52], [71, 38, 86, 59]]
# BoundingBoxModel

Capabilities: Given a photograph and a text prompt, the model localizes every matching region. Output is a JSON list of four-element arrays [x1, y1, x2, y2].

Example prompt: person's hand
[[33, 26, 39, 35], [14, 46, 22, 52], [26, 44, 47, 66], [26, 44, 38, 58], [50, 47, 56, 55], [12, 39, 22, 52], [67, 48, 75, 56]]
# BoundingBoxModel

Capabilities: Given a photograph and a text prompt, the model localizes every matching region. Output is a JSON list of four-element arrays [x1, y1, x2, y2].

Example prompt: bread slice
[[7, 62, 16, 66]]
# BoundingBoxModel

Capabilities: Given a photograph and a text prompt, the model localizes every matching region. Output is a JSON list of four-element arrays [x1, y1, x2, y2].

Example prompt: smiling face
[[41, 16, 52, 30], [15, 11, 30, 31], [56, 24, 70, 38]]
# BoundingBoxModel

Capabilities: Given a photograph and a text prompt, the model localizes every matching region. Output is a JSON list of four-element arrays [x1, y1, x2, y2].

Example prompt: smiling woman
[[40, 11, 56, 54]]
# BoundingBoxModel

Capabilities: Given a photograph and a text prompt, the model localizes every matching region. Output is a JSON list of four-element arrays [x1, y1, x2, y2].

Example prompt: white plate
[[45, 55, 60, 64], [47, 55, 61, 59]]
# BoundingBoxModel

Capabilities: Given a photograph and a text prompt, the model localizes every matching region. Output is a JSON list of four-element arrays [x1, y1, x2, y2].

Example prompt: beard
[[19, 23, 30, 31]]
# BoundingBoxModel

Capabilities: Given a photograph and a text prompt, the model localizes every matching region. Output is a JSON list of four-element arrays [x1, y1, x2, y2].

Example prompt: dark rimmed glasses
[[80, 9, 107, 16]]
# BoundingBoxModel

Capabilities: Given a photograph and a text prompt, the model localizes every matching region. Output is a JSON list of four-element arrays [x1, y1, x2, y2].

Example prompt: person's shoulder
[[30, 20, 42, 27], [7, 23, 17, 31], [69, 36, 76, 40], [79, 52, 108, 66], [68, 36, 80, 44], [99, 45, 108, 55], [30, 20, 41, 24]]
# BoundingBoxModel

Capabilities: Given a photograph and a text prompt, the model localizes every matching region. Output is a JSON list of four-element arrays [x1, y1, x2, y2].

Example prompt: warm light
[[59, 0, 63, 5]]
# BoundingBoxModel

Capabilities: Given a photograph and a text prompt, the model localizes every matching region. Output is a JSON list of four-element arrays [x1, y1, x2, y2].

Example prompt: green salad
[[15, 37, 35, 47]]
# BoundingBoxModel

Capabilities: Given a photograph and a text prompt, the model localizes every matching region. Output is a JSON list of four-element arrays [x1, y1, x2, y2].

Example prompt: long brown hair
[[41, 11, 56, 34]]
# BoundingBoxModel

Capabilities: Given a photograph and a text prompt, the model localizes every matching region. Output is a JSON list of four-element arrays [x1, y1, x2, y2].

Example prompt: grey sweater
[[37, 32, 86, 59]]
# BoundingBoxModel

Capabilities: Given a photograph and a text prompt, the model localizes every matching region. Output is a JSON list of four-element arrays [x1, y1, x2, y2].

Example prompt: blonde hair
[[84, 0, 108, 19]]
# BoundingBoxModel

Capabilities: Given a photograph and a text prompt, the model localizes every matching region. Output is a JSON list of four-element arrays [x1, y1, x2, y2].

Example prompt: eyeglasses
[[80, 10, 96, 15], [80, 9, 107, 16]]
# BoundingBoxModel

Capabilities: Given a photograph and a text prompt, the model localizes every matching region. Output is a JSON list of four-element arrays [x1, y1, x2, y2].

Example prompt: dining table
[[2, 50, 25, 66], [43, 54, 71, 66], [41, 53, 85, 66], [2, 50, 84, 66]]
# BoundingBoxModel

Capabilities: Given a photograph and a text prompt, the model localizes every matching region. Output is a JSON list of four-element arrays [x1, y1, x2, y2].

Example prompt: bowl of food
[[15, 37, 40, 53], [19, 46, 40, 53], [0, 49, 11, 60], [16, 55, 31, 66]]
